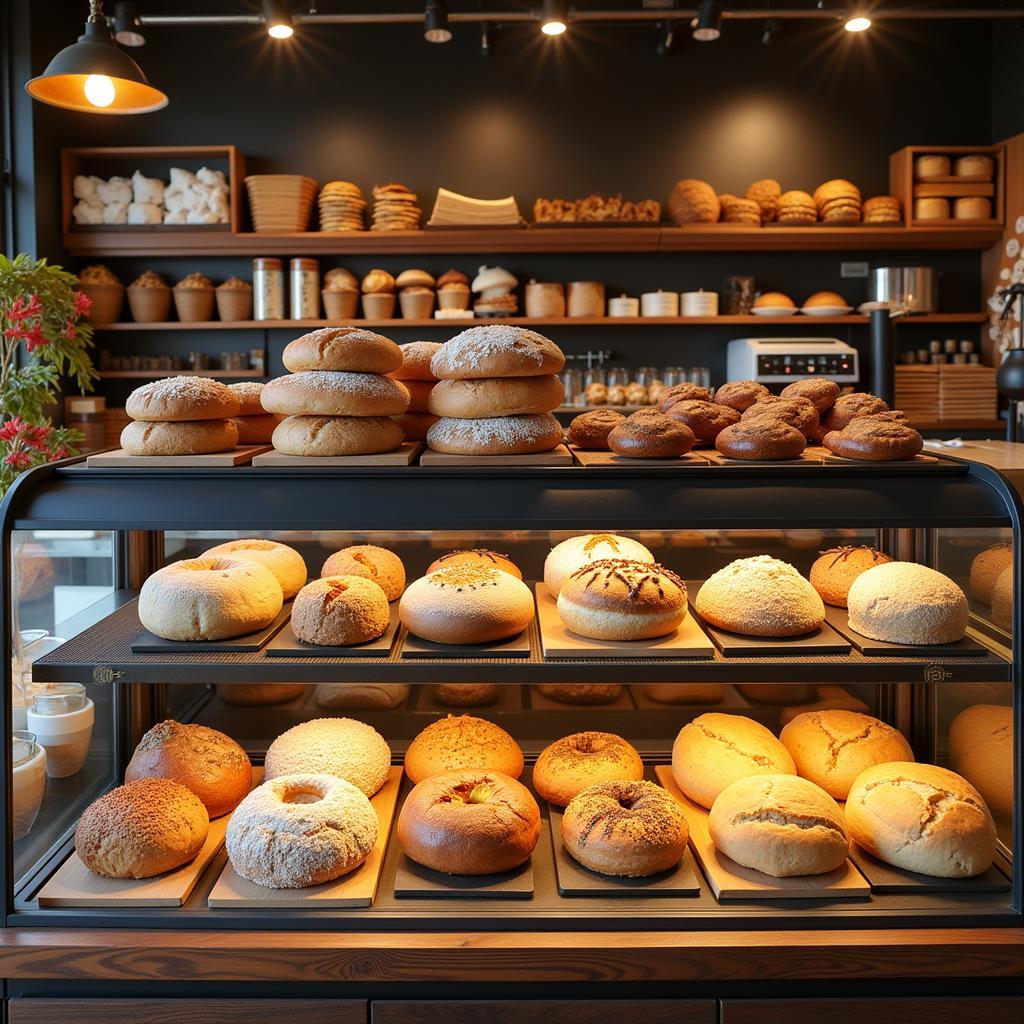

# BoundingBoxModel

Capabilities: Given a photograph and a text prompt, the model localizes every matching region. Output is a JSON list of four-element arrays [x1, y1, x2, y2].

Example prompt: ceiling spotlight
[[761, 18, 780, 45], [541, 0, 569, 36], [425, 1, 452, 44], [844, 13, 872, 32], [25, 0, 167, 114], [692, 0, 722, 42], [656, 21, 676, 57], [480, 22, 494, 56], [263, 0, 294, 40], [112, 2, 144, 47]]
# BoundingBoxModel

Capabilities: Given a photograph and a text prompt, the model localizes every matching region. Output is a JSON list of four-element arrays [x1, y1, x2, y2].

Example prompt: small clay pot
[[127, 286, 171, 324], [322, 289, 359, 320], [399, 288, 436, 319], [525, 281, 566, 318], [79, 283, 124, 325], [173, 287, 216, 323], [362, 292, 396, 319], [215, 288, 253, 322]]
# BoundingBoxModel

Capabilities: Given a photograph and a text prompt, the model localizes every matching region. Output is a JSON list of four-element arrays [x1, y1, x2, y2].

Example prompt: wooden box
[[890, 145, 1004, 228]]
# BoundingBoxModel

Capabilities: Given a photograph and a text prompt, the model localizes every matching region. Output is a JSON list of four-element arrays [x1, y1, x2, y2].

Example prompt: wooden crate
[[890, 145, 1004, 228], [894, 364, 939, 422], [937, 363, 997, 422]]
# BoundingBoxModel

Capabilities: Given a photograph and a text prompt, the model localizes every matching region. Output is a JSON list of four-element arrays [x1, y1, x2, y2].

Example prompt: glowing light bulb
[[268, 22, 294, 39], [84, 74, 115, 108], [541, 20, 566, 35], [844, 16, 872, 32]]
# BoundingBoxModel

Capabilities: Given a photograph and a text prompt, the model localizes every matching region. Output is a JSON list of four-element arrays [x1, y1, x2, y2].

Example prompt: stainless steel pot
[[869, 266, 938, 313]]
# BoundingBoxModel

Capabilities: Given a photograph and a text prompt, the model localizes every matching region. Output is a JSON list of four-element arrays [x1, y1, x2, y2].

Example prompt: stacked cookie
[[228, 382, 283, 445], [122, 377, 241, 456], [371, 183, 421, 231], [261, 327, 410, 457], [389, 341, 441, 441], [813, 179, 862, 223], [318, 181, 366, 231], [777, 190, 817, 224], [862, 195, 902, 225], [720, 196, 761, 225], [426, 325, 566, 457]]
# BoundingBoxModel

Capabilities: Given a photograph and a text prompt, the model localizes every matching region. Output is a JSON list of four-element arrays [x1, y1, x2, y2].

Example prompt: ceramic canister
[[641, 290, 679, 317], [681, 290, 719, 316], [608, 295, 639, 317], [525, 281, 566, 318]]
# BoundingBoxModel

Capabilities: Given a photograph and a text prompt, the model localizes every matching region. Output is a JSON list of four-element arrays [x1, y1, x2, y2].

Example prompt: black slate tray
[[848, 842, 1010, 894], [824, 605, 990, 658], [401, 627, 531, 659], [263, 605, 400, 658], [393, 854, 534, 900], [131, 603, 292, 654]]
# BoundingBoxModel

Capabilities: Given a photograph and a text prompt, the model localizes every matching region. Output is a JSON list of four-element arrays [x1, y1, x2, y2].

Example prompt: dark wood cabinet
[[721, 998, 1024, 1024], [8, 999, 368, 1024], [371, 1001, 714, 1024]]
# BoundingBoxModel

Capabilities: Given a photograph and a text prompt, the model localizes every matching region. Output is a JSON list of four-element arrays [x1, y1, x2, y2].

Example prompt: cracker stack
[[813, 179, 862, 223], [777, 190, 818, 224], [372, 183, 421, 231], [121, 377, 242, 456], [261, 328, 411, 457], [862, 195, 902, 225], [318, 181, 366, 231]]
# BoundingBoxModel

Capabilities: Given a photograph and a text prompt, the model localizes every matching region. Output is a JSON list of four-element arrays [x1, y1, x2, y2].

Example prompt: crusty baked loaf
[[657, 383, 713, 411], [431, 683, 500, 707], [823, 417, 923, 461], [389, 341, 442, 381], [426, 548, 522, 579], [228, 381, 268, 416], [969, 543, 1012, 604], [780, 378, 840, 414], [715, 420, 806, 461], [121, 419, 238, 456], [201, 538, 308, 600], [809, 545, 893, 607], [642, 683, 726, 704], [567, 409, 624, 450], [817, 392, 888, 437], [709, 774, 849, 877], [315, 682, 409, 710], [426, 413, 564, 456], [126, 377, 241, 422], [949, 704, 1013, 819], [671, 712, 796, 808], [714, 380, 770, 412], [607, 410, 695, 458], [231, 413, 284, 445], [430, 325, 565, 380], [282, 327, 403, 374], [992, 565, 1013, 629], [272, 415, 404, 456], [847, 562, 968, 644], [845, 761, 997, 877], [543, 533, 654, 595], [695, 556, 824, 637], [403, 380, 435, 413], [393, 412, 439, 441], [535, 683, 623, 705], [404, 714, 524, 783], [428, 375, 564, 418], [261, 371, 410, 417], [662, 399, 740, 442], [321, 545, 405, 601], [290, 576, 391, 646], [667, 179, 720, 224], [780, 710, 914, 799], [741, 396, 819, 438]]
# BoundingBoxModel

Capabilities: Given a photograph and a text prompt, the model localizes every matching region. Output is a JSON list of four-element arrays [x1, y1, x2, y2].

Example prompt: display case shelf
[[98, 369, 263, 379]]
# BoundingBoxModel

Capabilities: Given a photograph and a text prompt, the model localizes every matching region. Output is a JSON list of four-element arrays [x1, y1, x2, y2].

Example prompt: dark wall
[[992, 17, 1024, 143]]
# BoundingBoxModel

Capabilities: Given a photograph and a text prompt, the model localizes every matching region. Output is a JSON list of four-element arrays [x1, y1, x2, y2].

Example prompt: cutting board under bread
[[419, 444, 573, 467], [207, 766, 401, 909], [86, 445, 270, 468], [570, 447, 711, 468], [654, 766, 870, 901], [251, 442, 422, 467]]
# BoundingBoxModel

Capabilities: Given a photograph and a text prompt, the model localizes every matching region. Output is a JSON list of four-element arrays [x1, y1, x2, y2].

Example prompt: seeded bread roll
[[201, 539, 307, 600], [430, 325, 565, 380], [535, 683, 623, 705], [695, 556, 824, 637], [671, 712, 796, 808], [426, 548, 522, 579], [426, 413, 564, 456], [389, 341, 442, 381], [948, 704, 1013, 820], [321, 545, 405, 601], [969, 543, 1012, 604], [290, 576, 390, 646], [543, 533, 655, 596], [847, 562, 968, 644], [261, 371, 410, 417], [271, 415, 404, 456], [533, 731, 644, 807], [809, 545, 893, 607], [709, 774, 849, 877], [404, 714, 524, 783], [121, 419, 238, 456], [845, 762, 996, 877], [428, 375, 564, 418], [780, 710, 914, 799], [126, 377, 241, 422], [282, 327, 403, 374]]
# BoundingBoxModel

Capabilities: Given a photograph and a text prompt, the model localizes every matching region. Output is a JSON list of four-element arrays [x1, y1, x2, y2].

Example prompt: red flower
[[3, 450, 32, 470], [0, 418, 27, 442], [64, 319, 77, 340], [73, 291, 92, 317], [5, 294, 41, 323], [3, 323, 30, 342], [51, 445, 69, 460], [25, 325, 48, 353], [22, 425, 53, 451]]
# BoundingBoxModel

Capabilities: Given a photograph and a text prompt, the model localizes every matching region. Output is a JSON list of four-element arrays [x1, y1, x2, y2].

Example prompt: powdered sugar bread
[[272, 415, 404, 456], [261, 371, 410, 417], [695, 556, 824, 637], [428, 375, 564, 418], [126, 376, 241, 422], [430, 325, 565, 380], [389, 341, 442, 381], [282, 327, 403, 374], [121, 419, 238, 456], [426, 413, 563, 455]]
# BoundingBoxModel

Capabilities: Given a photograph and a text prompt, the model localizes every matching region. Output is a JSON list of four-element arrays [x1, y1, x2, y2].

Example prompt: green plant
[[0, 253, 98, 494]]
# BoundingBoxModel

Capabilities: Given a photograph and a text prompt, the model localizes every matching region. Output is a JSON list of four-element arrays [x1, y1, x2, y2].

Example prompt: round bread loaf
[[992, 565, 1013, 629], [557, 558, 687, 640], [404, 714, 524, 783], [544, 533, 655, 595], [426, 548, 522, 579], [562, 779, 688, 877], [426, 413, 564, 455], [809, 545, 893, 607], [715, 420, 807, 460], [271, 415, 404, 456], [228, 381, 268, 416], [847, 562, 967, 644], [393, 412, 439, 441], [121, 419, 238, 456], [709, 774, 849, 877], [695, 556, 824, 637], [138, 557, 283, 641], [607, 410, 695, 458], [667, 179, 720, 224], [780, 378, 840, 413], [201, 539, 307, 600], [742, 396, 819, 438], [390, 341, 442, 381], [671, 712, 796, 808], [657, 383, 713, 411], [714, 380, 770, 412], [399, 564, 534, 644], [533, 732, 644, 807], [949, 704, 1013, 820], [321, 545, 405, 601], [969, 543, 1012, 604], [737, 684, 817, 705], [291, 576, 390, 647], [535, 684, 623, 705], [845, 762, 996, 877], [403, 380, 435, 413], [264, 717, 391, 797], [568, 409, 625, 450], [817, 392, 888, 436], [663, 400, 740, 443], [126, 377, 241, 422], [397, 769, 540, 875], [428, 375, 564, 418], [823, 418, 923, 461], [261, 371, 410, 417], [217, 683, 308, 706], [642, 683, 726, 704], [780, 710, 914, 799], [282, 327, 403, 374], [125, 720, 252, 818], [431, 683, 500, 707], [75, 778, 209, 879], [430, 325, 565, 380], [226, 773, 377, 888], [316, 683, 409, 710], [231, 413, 284, 445]]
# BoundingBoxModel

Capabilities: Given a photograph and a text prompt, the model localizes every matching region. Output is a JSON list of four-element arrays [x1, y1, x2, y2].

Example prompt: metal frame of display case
[[1, 455, 1022, 933]]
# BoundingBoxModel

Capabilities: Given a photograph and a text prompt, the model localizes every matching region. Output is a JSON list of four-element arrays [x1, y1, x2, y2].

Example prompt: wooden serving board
[[400, 625, 532, 659], [704, 449, 825, 467], [419, 444, 573, 467], [654, 766, 870, 901], [131, 602, 292, 654], [821, 452, 938, 466], [570, 447, 711, 468], [823, 605, 990, 658], [208, 766, 402, 909], [393, 854, 534, 900], [251, 442, 422, 467], [86, 445, 270, 468], [263, 604, 400, 658], [534, 583, 715, 659]]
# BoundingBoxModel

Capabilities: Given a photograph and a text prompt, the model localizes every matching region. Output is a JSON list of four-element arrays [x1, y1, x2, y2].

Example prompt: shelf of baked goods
[[98, 369, 264, 379], [63, 223, 1005, 257]]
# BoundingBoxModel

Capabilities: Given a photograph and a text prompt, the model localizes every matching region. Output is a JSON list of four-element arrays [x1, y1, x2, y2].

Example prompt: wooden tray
[[823, 605, 990, 658], [546, 802, 701, 898], [534, 582, 715, 659], [263, 605, 400, 658], [704, 449, 825, 467], [131, 602, 292, 654], [208, 766, 402, 909], [821, 452, 938, 466], [87, 445, 270, 468], [529, 685, 636, 711], [401, 626, 532, 659], [570, 447, 710, 468], [251, 443, 422, 467], [847, 841, 1009, 894], [654, 767, 869, 901], [394, 853, 534, 899], [419, 444, 573, 467]]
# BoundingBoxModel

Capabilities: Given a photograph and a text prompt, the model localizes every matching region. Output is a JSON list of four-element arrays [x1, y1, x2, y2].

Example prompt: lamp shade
[[26, 20, 167, 114]]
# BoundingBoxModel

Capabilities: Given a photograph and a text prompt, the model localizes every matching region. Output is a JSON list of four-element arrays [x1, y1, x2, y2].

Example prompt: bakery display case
[[1, 451, 1019, 938]]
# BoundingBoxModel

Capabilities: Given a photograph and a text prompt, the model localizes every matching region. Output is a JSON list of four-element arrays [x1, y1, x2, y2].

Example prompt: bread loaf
[[949, 704, 1013, 819]]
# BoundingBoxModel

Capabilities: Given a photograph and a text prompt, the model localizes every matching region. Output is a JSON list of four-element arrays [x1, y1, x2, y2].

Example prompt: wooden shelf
[[63, 223, 1005, 257], [90, 313, 989, 331], [98, 369, 263, 379]]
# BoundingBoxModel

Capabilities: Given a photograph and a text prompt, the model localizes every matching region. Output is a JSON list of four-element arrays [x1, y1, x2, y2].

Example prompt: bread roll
[[228, 381, 267, 416], [431, 683, 500, 707], [393, 412, 439, 441], [428, 375, 564, 418], [272, 415, 404, 456], [642, 684, 726, 704], [321, 545, 405, 601], [261, 371, 410, 417], [231, 414, 284, 445], [121, 419, 238, 456], [404, 714, 524, 783], [290, 576, 391, 646], [992, 565, 1013, 629], [969, 543, 1012, 604], [315, 683, 409, 710], [426, 548, 522, 579], [954, 196, 992, 220], [809, 545, 892, 607], [126, 377, 241, 422], [608, 410, 695, 458], [426, 413, 564, 456], [282, 327, 403, 374], [389, 341, 442, 381], [949, 704, 1013, 819], [915, 154, 951, 178], [543, 533, 654, 595], [954, 154, 994, 178], [430, 325, 565, 380], [217, 683, 308, 706], [402, 380, 435, 414], [201, 539, 307, 600], [534, 683, 622, 705], [534, 732, 644, 807]]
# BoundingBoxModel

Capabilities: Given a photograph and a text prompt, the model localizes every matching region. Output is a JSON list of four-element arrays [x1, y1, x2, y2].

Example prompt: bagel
[[533, 732, 644, 807]]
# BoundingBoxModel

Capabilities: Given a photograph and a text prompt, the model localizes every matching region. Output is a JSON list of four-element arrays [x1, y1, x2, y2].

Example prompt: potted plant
[[0, 254, 98, 496]]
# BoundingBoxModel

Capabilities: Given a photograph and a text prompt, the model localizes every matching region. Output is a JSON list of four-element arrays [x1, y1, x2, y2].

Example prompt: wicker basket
[[322, 289, 358, 320], [215, 287, 253, 322], [126, 286, 171, 324], [79, 283, 124, 325], [174, 287, 216, 323]]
